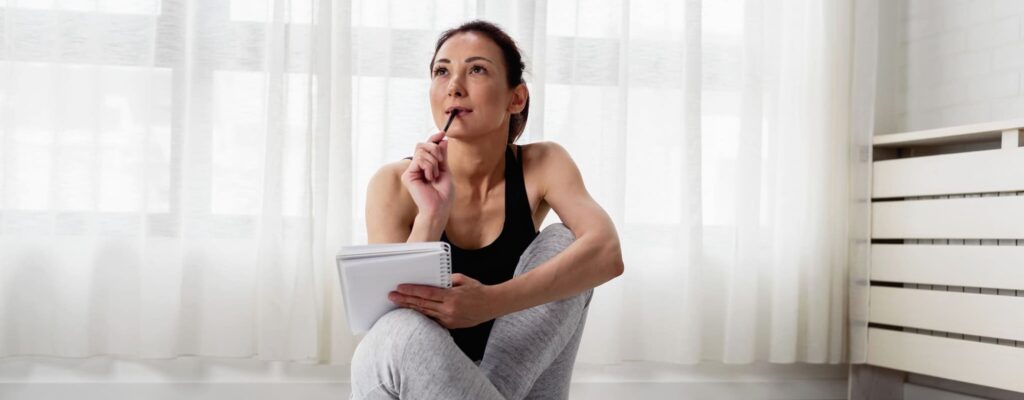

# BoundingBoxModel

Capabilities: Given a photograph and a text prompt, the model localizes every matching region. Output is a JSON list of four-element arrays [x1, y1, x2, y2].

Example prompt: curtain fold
[[847, 0, 881, 365], [0, 0, 856, 365]]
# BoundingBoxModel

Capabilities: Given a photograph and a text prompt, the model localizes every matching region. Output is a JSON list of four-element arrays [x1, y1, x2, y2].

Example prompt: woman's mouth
[[445, 106, 473, 116]]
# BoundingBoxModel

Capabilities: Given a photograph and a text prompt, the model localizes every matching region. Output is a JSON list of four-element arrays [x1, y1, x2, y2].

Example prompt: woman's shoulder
[[379, 158, 413, 175], [518, 141, 583, 196], [518, 141, 576, 173], [366, 160, 416, 215], [518, 141, 571, 162], [369, 159, 411, 187]]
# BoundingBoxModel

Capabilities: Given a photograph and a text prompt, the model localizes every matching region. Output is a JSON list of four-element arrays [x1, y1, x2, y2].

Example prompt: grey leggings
[[349, 223, 594, 400]]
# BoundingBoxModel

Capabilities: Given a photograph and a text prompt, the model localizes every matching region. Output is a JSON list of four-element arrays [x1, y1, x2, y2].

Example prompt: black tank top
[[408, 145, 538, 362]]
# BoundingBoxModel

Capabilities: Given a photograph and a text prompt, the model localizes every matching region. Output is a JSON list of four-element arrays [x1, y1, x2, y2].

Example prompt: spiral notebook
[[336, 242, 453, 334]]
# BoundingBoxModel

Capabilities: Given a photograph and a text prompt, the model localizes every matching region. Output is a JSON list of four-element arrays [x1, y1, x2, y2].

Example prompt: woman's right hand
[[401, 132, 454, 218]]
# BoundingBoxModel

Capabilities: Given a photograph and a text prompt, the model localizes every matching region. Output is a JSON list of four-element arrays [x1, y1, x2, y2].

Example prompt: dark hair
[[431, 20, 529, 144]]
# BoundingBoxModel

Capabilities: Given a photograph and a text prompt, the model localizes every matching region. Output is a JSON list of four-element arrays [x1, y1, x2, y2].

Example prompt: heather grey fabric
[[349, 223, 593, 400]]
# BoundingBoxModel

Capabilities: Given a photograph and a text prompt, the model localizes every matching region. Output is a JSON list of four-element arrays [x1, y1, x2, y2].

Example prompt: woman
[[350, 20, 624, 400]]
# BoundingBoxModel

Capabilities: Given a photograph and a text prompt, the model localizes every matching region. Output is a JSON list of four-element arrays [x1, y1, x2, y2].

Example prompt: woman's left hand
[[388, 273, 500, 329]]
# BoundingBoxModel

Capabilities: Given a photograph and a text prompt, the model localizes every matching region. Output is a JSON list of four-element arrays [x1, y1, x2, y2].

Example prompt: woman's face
[[429, 32, 522, 140]]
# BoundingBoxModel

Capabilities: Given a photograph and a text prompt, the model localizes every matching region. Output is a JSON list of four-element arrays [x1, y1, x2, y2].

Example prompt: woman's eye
[[470, 65, 486, 74], [433, 68, 447, 77]]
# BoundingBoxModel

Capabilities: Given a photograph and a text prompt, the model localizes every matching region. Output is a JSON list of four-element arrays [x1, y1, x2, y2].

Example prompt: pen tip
[[443, 109, 460, 133]]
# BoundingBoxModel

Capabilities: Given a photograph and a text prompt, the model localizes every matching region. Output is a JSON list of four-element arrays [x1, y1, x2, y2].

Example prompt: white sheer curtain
[[0, 0, 334, 361], [0, 0, 852, 364]]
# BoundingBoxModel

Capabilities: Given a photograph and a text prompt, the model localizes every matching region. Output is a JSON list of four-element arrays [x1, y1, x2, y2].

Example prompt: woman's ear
[[508, 83, 528, 114]]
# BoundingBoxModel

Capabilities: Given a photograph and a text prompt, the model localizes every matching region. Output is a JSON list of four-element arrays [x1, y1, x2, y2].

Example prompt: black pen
[[442, 109, 460, 134]]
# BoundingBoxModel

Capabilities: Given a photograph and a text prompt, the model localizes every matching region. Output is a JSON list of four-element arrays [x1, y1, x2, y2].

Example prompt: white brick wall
[[885, 0, 1024, 133]]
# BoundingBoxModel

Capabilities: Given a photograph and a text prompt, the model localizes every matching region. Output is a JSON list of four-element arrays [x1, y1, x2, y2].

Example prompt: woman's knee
[[510, 224, 594, 307], [515, 224, 576, 277], [537, 223, 575, 251], [352, 308, 447, 369]]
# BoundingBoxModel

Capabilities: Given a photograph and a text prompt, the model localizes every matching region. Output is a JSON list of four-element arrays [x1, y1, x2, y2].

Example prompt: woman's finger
[[415, 152, 436, 179], [417, 306, 446, 325], [416, 147, 439, 165], [408, 135, 448, 184], [407, 295, 443, 312], [416, 149, 442, 181], [417, 142, 443, 164], [437, 140, 449, 171], [433, 140, 444, 162], [411, 158, 427, 181], [427, 131, 445, 144], [419, 159, 434, 181]]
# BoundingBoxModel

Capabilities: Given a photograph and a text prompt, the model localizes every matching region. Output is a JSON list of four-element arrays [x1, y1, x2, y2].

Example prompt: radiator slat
[[871, 244, 1024, 290], [872, 146, 1024, 199], [872, 196, 1024, 239], [867, 328, 1024, 393], [869, 286, 1024, 342]]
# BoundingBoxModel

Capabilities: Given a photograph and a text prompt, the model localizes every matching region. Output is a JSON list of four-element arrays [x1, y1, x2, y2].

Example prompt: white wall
[[877, 0, 1024, 134]]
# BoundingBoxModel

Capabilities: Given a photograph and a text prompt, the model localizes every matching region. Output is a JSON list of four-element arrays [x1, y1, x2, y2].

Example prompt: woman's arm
[[385, 142, 623, 328], [367, 132, 453, 244], [365, 163, 449, 244], [365, 162, 416, 243], [490, 142, 624, 315]]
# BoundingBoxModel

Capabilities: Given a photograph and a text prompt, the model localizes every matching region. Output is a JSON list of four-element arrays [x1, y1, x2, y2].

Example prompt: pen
[[442, 109, 460, 134]]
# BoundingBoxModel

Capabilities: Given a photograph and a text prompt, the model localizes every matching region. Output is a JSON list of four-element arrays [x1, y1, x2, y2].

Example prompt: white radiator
[[864, 119, 1024, 393]]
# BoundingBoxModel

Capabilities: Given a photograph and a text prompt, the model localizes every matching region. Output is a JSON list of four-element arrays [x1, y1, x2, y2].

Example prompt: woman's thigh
[[479, 223, 594, 400], [350, 308, 504, 400]]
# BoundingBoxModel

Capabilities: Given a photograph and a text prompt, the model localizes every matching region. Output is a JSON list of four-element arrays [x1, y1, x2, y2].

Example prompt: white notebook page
[[337, 243, 451, 333]]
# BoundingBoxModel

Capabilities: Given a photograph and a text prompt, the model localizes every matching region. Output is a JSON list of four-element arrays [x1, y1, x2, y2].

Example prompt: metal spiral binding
[[440, 242, 453, 288]]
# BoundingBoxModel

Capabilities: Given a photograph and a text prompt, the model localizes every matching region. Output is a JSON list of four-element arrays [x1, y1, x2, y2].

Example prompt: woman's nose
[[447, 76, 464, 97]]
